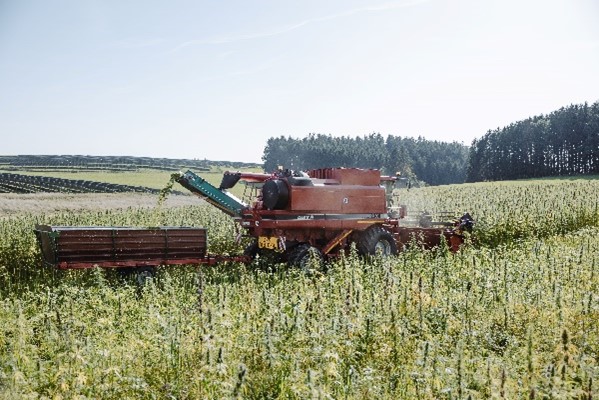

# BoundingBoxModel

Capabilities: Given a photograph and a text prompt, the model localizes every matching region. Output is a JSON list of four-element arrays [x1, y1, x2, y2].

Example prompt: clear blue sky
[[1, 0, 598, 163]]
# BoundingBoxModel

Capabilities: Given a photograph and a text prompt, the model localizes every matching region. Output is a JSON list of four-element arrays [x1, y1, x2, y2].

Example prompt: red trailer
[[34, 225, 247, 282]]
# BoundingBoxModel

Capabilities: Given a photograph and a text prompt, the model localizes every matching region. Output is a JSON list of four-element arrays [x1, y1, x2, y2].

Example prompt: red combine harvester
[[35, 167, 473, 279]]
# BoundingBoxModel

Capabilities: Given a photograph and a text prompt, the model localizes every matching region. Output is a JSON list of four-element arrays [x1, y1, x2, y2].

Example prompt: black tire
[[355, 225, 398, 256], [287, 244, 325, 273]]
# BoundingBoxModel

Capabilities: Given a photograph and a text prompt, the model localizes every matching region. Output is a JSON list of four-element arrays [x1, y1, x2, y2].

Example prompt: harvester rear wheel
[[356, 225, 398, 256], [288, 244, 325, 273]]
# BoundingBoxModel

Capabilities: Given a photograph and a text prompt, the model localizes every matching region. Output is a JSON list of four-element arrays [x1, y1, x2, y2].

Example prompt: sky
[[1, 0, 598, 163]]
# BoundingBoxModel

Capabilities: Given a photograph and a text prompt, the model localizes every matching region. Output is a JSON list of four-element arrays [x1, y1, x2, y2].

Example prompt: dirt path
[[0, 193, 201, 217]]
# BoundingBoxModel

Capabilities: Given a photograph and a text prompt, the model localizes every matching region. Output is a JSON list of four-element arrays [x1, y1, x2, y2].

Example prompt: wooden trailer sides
[[34, 225, 208, 269]]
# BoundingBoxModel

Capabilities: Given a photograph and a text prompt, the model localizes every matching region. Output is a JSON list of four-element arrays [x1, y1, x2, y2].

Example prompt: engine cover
[[288, 185, 386, 214]]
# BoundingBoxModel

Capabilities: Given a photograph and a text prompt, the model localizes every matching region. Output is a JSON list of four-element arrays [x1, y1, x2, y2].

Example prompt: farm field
[[0, 167, 259, 197], [0, 192, 200, 218], [0, 174, 598, 398], [0, 170, 176, 191]]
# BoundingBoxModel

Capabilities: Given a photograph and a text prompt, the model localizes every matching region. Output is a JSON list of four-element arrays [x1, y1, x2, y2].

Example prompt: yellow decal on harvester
[[258, 236, 278, 250]]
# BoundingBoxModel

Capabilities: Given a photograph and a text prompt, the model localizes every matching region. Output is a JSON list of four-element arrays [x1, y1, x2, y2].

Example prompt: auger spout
[[175, 170, 247, 217]]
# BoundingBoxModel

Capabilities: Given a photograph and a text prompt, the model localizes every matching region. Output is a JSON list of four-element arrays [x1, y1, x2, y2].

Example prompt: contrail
[[171, 0, 431, 52]]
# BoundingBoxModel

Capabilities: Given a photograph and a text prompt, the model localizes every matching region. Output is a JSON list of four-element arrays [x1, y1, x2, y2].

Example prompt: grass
[[398, 178, 599, 247], [1, 229, 597, 398], [526, 174, 599, 182]]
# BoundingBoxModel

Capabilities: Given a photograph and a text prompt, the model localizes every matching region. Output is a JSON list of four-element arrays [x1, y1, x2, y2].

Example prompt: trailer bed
[[34, 225, 209, 269]]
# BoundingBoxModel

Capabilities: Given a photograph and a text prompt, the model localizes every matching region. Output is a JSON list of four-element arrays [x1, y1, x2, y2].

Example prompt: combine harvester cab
[[176, 167, 474, 270]]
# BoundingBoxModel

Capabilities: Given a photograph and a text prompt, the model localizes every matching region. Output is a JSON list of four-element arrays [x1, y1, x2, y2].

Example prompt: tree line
[[262, 101, 599, 185], [261, 133, 469, 186], [0, 155, 260, 172], [466, 101, 599, 181]]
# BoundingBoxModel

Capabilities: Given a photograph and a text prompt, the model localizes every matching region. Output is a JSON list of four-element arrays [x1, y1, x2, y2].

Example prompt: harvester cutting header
[[35, 167, 473, 278]]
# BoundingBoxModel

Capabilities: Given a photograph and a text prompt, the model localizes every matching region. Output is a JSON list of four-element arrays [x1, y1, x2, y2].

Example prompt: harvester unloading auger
[[34, 167, 473, 280]]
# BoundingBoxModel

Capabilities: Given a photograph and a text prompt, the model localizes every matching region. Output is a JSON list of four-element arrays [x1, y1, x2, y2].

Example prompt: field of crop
[[0, 167, 258, 198], [1, 176, 598, 398], [0, 170, 179, 191]]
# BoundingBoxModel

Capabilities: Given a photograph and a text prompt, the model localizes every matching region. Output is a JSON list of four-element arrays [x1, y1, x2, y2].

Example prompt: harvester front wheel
[[288, 244, 325, 273], [356, 225, 398, 256]]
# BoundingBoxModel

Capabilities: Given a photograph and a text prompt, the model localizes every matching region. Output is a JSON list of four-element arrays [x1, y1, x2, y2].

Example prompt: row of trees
[[467, 102, 599, 181], [262, 134, 469, 186], [0, 155, 260, 172], [262, 102, 598, 185]]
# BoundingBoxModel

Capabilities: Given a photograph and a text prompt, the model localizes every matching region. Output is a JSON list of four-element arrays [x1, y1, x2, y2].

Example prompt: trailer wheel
[[288, 244, 325, 273], [136, 267, 155, 286], [356, 225, 398, 256]]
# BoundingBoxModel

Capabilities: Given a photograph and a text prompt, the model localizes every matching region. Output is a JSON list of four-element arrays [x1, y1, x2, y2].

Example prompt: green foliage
[[467, 101, 599, 182], [1, 231, 598, 398], [399, 178, 599, 247], [1, 178, 598, 398]]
